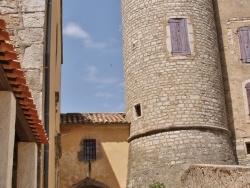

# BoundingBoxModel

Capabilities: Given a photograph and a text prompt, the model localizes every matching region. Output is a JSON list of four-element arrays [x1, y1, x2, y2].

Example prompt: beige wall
[[214, 0, 250, 165], [47, 0, 62, 187], [60, 124, 129, 188]]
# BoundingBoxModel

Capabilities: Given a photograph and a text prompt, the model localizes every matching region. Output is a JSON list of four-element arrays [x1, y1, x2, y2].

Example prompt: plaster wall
[[182, 164, 250, 188], [60, 124, 129, 188], [17, 142, 38, 188], [0, 91, 16, 188], [47, 0, 62, 187], [214, 0, 250, 165]]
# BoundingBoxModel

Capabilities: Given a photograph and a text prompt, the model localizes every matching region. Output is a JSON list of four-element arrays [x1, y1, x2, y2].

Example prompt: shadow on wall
[[60, 125, 129, 188], [212, 0, 238, 162], [70, 178, 110, 188]]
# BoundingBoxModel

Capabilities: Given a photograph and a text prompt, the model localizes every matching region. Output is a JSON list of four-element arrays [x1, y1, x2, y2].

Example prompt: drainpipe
[[44, 0, 52, 187]]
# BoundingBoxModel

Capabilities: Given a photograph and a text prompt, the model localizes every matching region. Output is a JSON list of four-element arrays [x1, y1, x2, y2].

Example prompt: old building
[[60, 113, 129, 188], [121, 0, 250, 187], [0, 0, 62, 188]]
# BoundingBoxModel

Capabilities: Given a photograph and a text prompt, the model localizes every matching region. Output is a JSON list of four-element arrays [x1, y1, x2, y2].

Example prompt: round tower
[[121, 0, 236, 187]]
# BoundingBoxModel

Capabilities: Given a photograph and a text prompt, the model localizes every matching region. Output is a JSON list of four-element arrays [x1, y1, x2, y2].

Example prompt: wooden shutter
[[246, 82, 250, 114], [238, 27, 250, 63], [169, 18, 190, 56]]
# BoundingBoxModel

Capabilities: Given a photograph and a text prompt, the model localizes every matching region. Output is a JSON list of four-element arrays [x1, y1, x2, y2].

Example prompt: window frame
[[83, 139, 96, 161]]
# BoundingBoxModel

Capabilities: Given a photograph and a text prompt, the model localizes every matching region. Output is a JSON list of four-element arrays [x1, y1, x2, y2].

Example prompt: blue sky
[[62, 0, 125, 113]]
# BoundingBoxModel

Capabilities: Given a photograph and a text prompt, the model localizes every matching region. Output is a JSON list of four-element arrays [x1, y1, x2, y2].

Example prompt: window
[[134, 103, 141, 117], [245, 82, 250, 114], [246, 143, 250, 154], [83, 139, 96, 161], [238, 26, 250, 63], [169, 18, 190, 56]]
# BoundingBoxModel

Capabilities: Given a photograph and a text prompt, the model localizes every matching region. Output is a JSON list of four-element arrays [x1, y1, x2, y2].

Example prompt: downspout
[[44, 0, 52, 187]]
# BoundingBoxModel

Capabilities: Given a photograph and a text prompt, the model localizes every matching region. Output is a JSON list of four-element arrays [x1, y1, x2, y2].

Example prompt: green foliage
[[149, 181, 166, 188]]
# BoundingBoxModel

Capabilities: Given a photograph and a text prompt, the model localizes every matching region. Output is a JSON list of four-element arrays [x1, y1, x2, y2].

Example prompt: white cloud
[[63, 22, 107, 49], [95, 91, 114, 99], [84, 65, 118, 85]]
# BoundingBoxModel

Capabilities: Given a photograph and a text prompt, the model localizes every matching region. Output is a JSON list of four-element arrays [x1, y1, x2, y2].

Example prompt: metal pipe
[[44, 0, 52, 187]]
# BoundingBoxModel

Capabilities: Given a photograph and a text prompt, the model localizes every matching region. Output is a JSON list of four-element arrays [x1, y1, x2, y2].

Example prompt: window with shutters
[[169, 18, 191, 56], [83, 139, 96, 161], [245, 82, 250, 114], [238, 26, 250, 63]]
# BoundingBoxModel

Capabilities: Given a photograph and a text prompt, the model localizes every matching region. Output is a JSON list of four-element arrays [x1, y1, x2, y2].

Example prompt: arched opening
[[70, 179, 110, 188]]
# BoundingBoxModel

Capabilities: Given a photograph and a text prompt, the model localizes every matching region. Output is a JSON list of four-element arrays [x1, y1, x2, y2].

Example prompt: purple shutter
[[180, 19, 191, 55], [169, 18, 190, 56], [169, 19, 181, 55], [246, 83, 250, 114], [238, 27, 250, 63]]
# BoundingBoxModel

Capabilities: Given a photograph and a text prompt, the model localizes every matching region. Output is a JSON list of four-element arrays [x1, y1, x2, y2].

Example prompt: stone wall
[[182, 164, 250, 188], [0, 0, 46, 117], [122, 0, 236, 187], [122, 0, 228, 137], [127, 130, 235, 187], [213, 0, 250, 166]]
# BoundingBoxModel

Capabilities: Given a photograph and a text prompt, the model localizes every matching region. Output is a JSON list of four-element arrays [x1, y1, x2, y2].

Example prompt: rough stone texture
[[213, 0, 250, 166], [17, 142, 38, 188], [127, 130, 235, 187], [122, 0, 228, 137], [122, 0, 236, 187], [0, 92, 16, 188], [0, 0, 46, 116], [182, 164, 250, 188]]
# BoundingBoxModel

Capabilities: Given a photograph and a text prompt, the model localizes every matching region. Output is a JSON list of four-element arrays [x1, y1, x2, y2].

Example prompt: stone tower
[[121, 0, 236, 187]]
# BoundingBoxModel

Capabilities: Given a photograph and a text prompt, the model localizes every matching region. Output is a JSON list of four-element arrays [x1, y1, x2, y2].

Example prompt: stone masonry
[[0, 0, 46, 118], [122, 0, 237, 187]]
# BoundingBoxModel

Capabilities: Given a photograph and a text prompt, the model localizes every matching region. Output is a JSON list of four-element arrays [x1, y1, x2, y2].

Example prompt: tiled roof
[[61, 113, 129, 125], [0, 19, 48, 144]]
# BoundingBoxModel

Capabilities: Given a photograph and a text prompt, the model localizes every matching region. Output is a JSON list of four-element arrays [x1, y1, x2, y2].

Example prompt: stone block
[[23, 13, 45, 28], [18, 28, 44, 43], [22, 44, 44, 69], [24, 69, 43, 91], [20, 0, 45, 12]]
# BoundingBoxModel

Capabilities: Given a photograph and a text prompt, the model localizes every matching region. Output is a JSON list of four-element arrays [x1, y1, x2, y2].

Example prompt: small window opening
[[134, 103, 141, 117], [83, 139, 96, 161], [246, 143, 250, 154]]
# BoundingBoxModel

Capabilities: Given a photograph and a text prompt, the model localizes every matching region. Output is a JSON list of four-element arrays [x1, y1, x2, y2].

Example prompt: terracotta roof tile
[[0, 19, 48, 144], [61, 113, 129, 125]]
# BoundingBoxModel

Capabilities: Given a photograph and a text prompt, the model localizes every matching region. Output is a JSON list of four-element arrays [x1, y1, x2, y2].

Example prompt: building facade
[[121, 0, 250, 187], [60, 113, 129, 188], [0, 0, 62, 187]]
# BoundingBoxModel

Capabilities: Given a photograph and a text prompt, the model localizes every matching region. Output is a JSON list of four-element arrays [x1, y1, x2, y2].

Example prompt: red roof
[[0, 19, 48, 144], [61, 113, 129, 125]]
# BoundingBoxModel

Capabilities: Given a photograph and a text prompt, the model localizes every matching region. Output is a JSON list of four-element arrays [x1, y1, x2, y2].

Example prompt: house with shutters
[[0, 0, 62, 188]]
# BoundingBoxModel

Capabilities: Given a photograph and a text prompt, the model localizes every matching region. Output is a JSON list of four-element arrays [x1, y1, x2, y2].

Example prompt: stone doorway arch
[[70, 179, 110, 188]]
